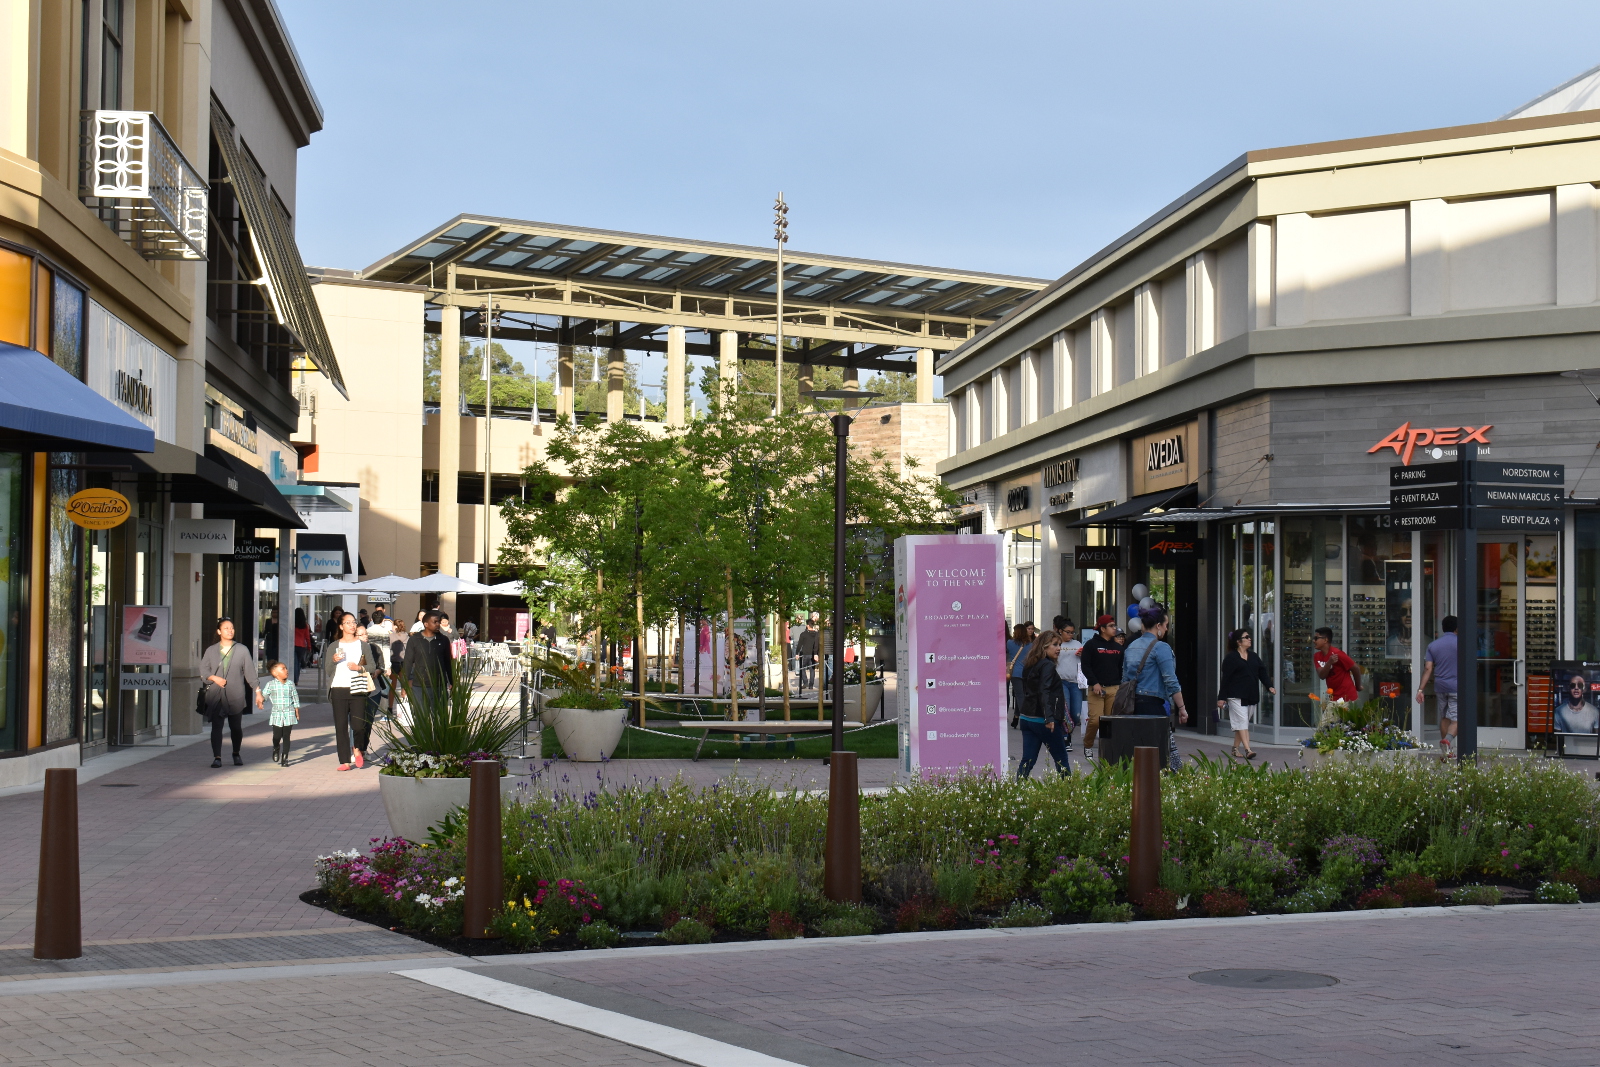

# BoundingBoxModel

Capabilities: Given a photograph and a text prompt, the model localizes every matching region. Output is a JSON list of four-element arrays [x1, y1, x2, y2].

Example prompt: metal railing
[[79, 110, 208, 261]]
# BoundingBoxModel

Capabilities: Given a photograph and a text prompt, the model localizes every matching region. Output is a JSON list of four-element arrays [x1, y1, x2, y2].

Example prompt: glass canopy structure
[[361, 215, 1048, 396]]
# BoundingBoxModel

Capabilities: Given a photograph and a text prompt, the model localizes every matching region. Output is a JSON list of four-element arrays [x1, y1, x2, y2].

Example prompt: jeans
[[210, 713, 242, 759], [1017, 718, 1071, 778], [1134, 694, 1183, 771], [1062, 681, 1083, 727]]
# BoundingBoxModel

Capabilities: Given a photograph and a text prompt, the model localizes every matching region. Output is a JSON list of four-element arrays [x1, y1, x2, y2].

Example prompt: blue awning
[[0, 341, 154, 452]]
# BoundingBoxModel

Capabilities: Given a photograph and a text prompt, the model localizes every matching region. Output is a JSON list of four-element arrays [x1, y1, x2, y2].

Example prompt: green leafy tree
[[500, 417, 687, 678], [423, 335, 556, 410]]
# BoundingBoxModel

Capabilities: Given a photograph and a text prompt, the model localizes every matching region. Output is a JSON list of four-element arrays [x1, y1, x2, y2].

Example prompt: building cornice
[[937, 108, 1600, 379]]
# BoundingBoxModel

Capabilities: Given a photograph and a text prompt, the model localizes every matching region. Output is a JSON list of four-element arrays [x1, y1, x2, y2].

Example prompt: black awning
[[202, 446, 304, 529], [88, 441, 307, 530], [1138, 502, 1389, 524], [0, 341, 154, 453], [297, 533, 351, 574], [1064, 484, 1198, 528]]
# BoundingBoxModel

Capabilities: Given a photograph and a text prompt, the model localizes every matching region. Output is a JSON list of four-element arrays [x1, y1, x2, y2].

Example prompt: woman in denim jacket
[[1120, 605, 1189, 770]]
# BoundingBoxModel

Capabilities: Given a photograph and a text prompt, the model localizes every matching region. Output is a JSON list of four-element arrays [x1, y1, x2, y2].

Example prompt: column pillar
[[666, 326, 687, 426], [916, 348, 934, 404], [276, 528, 295, 669], [718, 331, 739, 409], [607, 344, 626, 422], [798, 362, 814, 409], [843, 361, 861, 408], [557, 317, 574, 417], [438, 303, 461, 620]]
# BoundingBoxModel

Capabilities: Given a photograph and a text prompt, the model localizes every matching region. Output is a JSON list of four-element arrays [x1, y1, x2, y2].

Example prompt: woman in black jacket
[[1216, 628, 1275, 759], [1018, 632, 1072, 778]]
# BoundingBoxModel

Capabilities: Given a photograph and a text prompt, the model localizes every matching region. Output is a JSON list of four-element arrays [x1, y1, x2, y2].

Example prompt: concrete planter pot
[[379, 773, 516, 843], [544, 702, 629, 761], [842, 683, 884, 722]]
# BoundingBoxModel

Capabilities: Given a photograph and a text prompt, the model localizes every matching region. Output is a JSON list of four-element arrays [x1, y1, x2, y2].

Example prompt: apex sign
[[1369, 422, 1492, 466]]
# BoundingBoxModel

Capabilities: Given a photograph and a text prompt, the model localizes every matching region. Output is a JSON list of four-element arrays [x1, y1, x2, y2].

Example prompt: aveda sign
[[1131, 420, 1199, 495]]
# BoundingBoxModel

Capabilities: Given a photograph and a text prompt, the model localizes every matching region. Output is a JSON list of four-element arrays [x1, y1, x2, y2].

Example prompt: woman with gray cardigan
[[200, 618, 262, 767]]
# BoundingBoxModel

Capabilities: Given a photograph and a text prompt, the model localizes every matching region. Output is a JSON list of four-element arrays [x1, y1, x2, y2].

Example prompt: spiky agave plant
[[379, 656, 522, 773]]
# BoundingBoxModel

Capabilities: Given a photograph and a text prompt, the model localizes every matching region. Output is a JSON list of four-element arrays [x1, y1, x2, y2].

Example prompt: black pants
[[798, 655, 816, 690], [272, 725, 294, 759], [329, 687, 371, 764], [210, 713, 242, 758]]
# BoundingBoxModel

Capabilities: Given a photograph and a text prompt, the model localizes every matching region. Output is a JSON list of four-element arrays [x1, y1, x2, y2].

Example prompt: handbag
[[1112, 638, 1160, 717]]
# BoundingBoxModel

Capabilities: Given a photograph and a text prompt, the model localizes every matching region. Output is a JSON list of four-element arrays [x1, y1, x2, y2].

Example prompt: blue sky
[[278, 1, 1600, 282]]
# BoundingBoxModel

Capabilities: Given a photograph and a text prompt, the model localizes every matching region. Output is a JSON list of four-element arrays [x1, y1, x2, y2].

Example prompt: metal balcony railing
[[79, 110, 208, 261]]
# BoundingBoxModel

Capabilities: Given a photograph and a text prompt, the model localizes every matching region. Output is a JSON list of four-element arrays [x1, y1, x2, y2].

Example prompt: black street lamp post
[[804, 388, 878, 902]]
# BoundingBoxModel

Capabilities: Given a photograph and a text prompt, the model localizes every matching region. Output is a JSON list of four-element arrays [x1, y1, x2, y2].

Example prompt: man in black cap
[[1079, 614, 1125, 755]]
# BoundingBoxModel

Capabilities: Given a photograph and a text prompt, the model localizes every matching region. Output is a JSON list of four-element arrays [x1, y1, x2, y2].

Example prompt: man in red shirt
[[1312, 627, 1361, 701]]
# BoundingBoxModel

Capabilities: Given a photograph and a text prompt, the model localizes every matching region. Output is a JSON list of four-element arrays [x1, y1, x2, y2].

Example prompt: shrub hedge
[[314, 756, 1600, 948]]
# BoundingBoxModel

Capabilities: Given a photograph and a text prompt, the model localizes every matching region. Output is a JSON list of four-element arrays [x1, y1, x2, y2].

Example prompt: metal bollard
[[34, 767, 81, 960], [1128, 746, 1162, 905], [823, 750, 861, 902], [462, 760, 504, 939]]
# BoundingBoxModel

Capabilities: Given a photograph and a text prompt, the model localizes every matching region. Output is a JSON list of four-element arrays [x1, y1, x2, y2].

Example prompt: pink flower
[[1501, 849, 1510, 857]]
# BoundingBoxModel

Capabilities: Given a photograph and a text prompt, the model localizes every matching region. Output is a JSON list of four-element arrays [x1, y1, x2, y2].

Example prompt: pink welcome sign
[[894, 534, 1007, 778]]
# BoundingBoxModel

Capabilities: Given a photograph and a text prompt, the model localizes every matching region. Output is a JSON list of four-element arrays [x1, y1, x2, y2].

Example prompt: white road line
[[396, 966, 803, 1066]]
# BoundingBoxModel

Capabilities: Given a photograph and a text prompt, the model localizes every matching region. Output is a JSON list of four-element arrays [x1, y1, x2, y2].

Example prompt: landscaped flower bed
[[312, 757, 1600, 951]]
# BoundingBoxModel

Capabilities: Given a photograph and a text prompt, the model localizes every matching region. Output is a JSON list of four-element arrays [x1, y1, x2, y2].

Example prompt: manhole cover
[[1189, 969, 1338, 989]]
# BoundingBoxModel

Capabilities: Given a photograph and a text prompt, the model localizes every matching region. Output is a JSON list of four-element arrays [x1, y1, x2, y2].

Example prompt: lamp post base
[[823, 750, 861, 902]]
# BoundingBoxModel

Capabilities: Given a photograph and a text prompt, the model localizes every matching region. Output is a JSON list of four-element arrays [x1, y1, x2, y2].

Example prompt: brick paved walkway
[[0, 909, 1595, 1065], [499, 907, 1600, 1065], [0, 699, 391, 947]]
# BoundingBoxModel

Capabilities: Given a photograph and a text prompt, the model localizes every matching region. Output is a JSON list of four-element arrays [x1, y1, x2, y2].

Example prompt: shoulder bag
[[1112, 638, 1159, 717]]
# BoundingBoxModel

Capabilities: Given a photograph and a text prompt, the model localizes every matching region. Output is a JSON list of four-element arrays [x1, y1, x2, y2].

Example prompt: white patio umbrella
[[295, 577, 358, 593], [348, 574, 421, 592], [407, 572, 496, 595], [485, 580, 524, 595]]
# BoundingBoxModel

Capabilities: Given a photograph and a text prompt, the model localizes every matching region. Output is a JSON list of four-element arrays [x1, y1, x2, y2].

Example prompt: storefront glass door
[[1475, 535, 1558, 748], [1008, 523, 1040, 628]]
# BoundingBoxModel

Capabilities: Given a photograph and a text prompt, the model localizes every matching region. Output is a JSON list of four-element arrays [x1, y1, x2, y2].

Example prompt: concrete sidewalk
[[0, 907, 1593, 1065]]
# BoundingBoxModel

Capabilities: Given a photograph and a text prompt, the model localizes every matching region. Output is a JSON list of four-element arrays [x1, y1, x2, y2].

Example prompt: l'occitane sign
[[65, 488, 131, 529]]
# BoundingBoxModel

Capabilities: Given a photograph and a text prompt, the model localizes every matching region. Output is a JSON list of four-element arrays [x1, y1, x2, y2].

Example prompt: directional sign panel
[[1473, 509, 1564, 532], [1391, 509, 1458, 530], [1390, 462, 1461, 487], [1468, 461, 1563, 486], [1391, 484, 1461, 509], [1471, 484, 1562, 508]]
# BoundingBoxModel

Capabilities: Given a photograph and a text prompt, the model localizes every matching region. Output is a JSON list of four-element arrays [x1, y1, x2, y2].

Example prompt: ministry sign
[[894, 534, 1007, 778]]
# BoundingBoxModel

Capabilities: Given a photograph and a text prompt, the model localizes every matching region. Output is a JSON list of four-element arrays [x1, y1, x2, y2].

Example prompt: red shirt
[[1314, 647, 1358, 701]]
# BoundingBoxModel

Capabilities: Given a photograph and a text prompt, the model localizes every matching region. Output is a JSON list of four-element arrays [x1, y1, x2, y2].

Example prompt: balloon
[[1130, 583, 1149, 599], [1127, 605, 1140, 618], [1127, 618, 1143, 632], [1139, 596, 1155, 610]]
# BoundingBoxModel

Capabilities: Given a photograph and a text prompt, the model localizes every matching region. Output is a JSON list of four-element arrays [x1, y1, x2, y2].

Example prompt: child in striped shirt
[[261, 661, 300, 766]]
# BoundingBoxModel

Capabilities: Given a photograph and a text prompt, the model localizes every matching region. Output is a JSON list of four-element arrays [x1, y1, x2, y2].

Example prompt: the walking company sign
[[894, 534, 1007, 779]]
